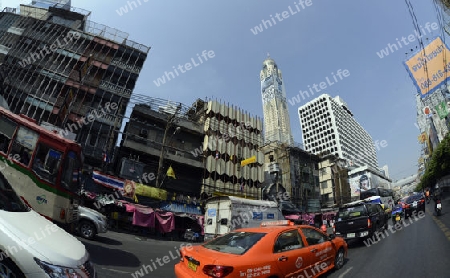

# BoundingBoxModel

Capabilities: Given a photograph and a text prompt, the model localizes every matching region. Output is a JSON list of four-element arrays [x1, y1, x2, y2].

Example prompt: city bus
[[360, 187, 399, 212], [0, 106, 82, 227]]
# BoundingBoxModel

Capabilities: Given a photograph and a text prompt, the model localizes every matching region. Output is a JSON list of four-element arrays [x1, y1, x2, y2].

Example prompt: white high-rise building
[[298, 94, 378, 169], [260, 55, 293, 145]]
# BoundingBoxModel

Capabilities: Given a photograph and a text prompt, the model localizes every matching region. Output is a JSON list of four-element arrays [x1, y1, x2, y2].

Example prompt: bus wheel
[[79, 220, 96, 240], [0, 257, 26, 278]]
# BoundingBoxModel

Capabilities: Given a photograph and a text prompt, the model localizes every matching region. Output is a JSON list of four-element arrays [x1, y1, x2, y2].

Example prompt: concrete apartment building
[[298, 94, 379, 206], [298, 94, 378, 169], [117, 98, 266, 199], [201, 100, 265, 199], [117, 99, 205, 197], [0, 1, 149, 168], [318, 154, 351, 207], [261, 141, 320, 211]]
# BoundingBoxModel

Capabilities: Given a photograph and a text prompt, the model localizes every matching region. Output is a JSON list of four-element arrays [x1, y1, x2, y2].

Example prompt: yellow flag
[[167, 166, 176, 179]]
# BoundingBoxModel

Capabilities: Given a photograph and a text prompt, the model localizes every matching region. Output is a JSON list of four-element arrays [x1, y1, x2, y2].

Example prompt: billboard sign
[[404, 36, 450, 98], [349, 172, 391, 198], [349, 173, 372, 197]]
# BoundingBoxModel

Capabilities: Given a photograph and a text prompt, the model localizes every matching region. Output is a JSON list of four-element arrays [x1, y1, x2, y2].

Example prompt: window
[[32, 144, 62, 184], [88, 134, 97, 147], [337, 205, 367, 220], [10, 126, 38, 167], [61, 151, 81, 193], [301, 228, 327, 245], [0, 172, 29, 212], [0, 117, 17, 154], [203, 232, 266, 255], [274, 230, 303, 253]]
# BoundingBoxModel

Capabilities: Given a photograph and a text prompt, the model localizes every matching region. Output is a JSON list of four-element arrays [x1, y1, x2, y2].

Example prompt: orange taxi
[[174, 220, 348, 278]]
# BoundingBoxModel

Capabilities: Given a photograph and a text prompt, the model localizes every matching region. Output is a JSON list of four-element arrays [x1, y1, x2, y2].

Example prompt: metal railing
[[99, 80, 132, 97]]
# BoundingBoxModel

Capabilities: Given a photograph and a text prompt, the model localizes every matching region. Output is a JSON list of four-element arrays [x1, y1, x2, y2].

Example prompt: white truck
[[203, 196, 285, 241]]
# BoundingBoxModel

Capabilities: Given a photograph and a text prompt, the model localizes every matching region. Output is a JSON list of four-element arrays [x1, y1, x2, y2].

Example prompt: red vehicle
[[174, 220, 348, 278]]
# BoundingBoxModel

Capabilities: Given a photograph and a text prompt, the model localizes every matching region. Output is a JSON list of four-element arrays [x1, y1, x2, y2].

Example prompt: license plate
[[188, 261, 198, 272], [347, 233, 355, 238], [437, 204, 442, 209], [395, 216, 400, 221], [413, 202, 417, 207]]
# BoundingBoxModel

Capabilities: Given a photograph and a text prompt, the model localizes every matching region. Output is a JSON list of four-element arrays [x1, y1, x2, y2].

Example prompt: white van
[[203, 196, 284, 241], [0, 171, 96, 277]]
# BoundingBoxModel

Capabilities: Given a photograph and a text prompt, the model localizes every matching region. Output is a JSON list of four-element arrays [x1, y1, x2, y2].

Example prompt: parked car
[[403, 193, 425, 218], [175, 220, 347, 278], [0, 170, 96, 277], [334, 200, 389, 241], [76, 206, 108, 240]]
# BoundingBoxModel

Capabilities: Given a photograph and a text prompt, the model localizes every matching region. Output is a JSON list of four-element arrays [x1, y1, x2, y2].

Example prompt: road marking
[[427, 210, 450, 241], [338, 266, 353, 278], [101, 267, 131, 274]]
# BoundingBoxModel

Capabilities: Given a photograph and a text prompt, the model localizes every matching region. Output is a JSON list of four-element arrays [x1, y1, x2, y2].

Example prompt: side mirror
[[328, 234, 336, 240]]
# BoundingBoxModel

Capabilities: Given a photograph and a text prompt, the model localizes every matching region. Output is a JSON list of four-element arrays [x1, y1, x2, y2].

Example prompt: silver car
[[76, 206, 108, 240]]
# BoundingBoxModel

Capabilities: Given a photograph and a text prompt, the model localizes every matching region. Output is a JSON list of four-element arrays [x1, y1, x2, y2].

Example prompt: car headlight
[[34, 258, 85, 277]]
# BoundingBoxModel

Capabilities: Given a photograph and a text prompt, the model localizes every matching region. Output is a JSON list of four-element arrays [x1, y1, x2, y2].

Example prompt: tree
[[418, 132, 450, 191]]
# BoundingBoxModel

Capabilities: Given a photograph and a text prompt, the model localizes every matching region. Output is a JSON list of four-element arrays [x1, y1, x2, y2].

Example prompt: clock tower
[[260, 55, 293, 145]]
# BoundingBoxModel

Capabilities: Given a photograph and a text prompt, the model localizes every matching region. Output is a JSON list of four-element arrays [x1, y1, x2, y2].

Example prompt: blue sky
[[3, 0, 446, 181]]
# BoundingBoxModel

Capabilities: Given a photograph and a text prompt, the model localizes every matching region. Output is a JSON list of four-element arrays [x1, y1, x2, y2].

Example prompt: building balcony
[[86, 108, 120, 126], [99, 80, 132, 97], [110, 58, 142, 74], [122, 136, 203, 169], [133, 105, 203, 134]]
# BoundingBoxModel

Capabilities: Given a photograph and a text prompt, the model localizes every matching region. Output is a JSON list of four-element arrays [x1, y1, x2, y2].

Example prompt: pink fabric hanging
[[133, 207, 155, 228], [196, 216, 205, 235], [155, 211, 175, 233]]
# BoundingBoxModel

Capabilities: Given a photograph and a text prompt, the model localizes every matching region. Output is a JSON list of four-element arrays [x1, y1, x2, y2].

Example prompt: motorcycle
[[436, 199, 442, 216], [391, 204, 404, 226], [183, 228, 202, 242]]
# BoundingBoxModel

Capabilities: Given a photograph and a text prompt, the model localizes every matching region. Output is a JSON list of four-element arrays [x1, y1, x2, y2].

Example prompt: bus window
[[61, 151, 81, 193], [32, 144, 62, 184], [0, 117, 17, 154], [11, 126, 38, 167]]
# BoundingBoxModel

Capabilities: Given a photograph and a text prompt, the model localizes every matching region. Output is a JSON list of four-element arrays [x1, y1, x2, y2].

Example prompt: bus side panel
[[0, 160, 70, 224]]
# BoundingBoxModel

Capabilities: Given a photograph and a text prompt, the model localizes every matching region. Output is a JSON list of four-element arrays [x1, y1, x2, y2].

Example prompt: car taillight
[[405, 204, 410, 209], [202, 265, 234, 277], [368, 219, 372, 229]]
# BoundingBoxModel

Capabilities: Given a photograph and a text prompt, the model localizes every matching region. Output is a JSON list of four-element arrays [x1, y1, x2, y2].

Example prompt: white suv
[[0, 171, 96, 277]]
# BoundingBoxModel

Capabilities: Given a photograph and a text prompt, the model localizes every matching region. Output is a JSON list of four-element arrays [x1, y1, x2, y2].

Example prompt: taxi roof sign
[[260, 220, 294, 227]]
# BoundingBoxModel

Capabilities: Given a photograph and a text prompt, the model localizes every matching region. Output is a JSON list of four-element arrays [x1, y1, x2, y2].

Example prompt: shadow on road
[[82, 241, 141, 268], [93, 235, 122, 245], [318, 258, 350, 277]]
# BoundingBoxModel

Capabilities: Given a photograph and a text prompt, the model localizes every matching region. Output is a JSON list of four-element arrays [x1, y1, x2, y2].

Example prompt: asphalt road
[[78, 231, 194, 278], [78, 193, 450, 278], [324, 193, 450, 278]]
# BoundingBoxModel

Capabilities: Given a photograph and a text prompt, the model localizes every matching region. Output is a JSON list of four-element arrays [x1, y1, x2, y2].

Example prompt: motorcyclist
[[433, 185, 442, 211]]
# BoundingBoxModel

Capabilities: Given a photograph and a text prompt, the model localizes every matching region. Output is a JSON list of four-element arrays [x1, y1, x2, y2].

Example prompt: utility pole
[[156, 104, 181, 188]]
